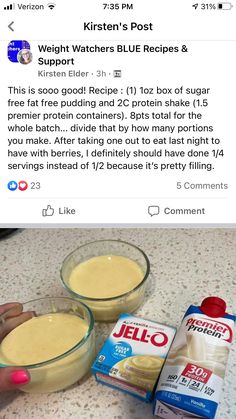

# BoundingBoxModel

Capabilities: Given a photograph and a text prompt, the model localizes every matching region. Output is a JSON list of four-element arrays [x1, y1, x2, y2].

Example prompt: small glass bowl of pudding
[[60, 240, 150, 321], [0, 297, 95, 393]]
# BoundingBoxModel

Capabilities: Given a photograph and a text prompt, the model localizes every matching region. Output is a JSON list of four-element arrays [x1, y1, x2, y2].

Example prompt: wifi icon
[[47, 3, 55, 9]]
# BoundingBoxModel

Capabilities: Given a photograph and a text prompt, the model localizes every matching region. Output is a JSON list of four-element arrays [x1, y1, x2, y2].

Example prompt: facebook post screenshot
[[0, 0, 235, 225], [0, 2, 236, 419]]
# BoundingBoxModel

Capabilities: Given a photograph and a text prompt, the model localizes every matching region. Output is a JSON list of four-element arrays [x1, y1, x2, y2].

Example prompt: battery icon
[[218, 2, 233, 9]]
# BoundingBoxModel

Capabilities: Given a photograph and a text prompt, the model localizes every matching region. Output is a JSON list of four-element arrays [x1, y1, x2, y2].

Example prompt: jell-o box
[[92, 313, 176, 401]]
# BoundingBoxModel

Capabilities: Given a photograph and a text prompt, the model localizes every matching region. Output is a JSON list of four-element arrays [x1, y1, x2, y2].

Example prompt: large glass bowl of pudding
[[60, 240, 150, 321], [0, 297, 95, 393]]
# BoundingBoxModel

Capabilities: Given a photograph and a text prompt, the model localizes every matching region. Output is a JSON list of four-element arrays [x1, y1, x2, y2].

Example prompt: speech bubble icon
[[148, 205, 160, 216]]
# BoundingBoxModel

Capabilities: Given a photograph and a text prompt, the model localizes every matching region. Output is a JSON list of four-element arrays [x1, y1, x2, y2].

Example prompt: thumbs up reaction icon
[[42, 205, 55, 217]]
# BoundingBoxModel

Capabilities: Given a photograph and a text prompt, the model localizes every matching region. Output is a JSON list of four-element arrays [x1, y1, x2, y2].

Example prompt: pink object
[[11, 370, 30, 385]]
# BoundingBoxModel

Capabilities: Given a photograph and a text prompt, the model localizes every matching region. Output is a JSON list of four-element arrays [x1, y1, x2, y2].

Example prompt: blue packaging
[[92, 313, 176, 401]]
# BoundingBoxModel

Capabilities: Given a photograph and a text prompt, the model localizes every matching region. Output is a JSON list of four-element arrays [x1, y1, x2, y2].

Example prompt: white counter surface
[[0, 228, 235, 419]]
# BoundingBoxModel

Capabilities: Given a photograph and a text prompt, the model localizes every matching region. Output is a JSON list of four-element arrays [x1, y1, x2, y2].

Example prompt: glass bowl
[[60, 240, 150, 321], [0, 297, 95, 393]]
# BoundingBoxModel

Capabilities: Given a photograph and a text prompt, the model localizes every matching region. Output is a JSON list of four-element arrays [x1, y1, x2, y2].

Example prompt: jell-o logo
[[113, 323, 169, 347]]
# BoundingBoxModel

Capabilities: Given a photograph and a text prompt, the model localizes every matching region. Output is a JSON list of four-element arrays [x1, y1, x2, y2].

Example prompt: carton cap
[[200, 296, 226, 318]]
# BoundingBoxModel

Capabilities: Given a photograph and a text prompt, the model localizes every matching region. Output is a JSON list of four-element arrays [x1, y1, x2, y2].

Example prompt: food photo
[[0, 228, 235, 419]]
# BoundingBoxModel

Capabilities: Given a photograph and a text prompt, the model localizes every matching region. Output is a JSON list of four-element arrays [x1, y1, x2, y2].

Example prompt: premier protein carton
[[92, 313, 176, 401], [154, 297, 236, 419]]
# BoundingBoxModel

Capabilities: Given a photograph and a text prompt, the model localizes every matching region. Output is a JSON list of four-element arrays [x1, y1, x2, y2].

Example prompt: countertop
[[0, 228, 235, 419]]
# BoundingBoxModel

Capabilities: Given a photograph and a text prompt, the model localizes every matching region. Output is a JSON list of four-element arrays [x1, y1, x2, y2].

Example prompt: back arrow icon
[[8, 21, 14, 31]]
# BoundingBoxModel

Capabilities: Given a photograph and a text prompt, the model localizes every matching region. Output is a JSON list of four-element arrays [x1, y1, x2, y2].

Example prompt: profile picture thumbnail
[[17, 48, 33, 64], [8, 40, 32, 64]]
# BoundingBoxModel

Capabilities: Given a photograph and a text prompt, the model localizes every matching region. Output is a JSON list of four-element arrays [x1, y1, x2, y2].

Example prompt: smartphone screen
[[0, 2, 236, 417]]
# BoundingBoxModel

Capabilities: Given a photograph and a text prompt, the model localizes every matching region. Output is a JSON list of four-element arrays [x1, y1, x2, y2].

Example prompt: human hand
[[0, 302, 33, 391]]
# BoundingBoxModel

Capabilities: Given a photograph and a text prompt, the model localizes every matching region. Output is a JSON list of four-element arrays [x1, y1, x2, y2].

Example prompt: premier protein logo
[[113, 323, 169, 347], [186, 317, 233, 342]]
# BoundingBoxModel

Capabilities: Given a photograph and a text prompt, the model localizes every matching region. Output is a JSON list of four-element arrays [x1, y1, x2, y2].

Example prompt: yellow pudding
[[0, 312, 95, 393], [61, 241, 150, 321], [110, 355, 164, 391], [0, 313, 88, 365], [68, 255, 144, 299]]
